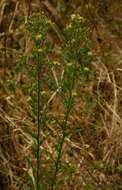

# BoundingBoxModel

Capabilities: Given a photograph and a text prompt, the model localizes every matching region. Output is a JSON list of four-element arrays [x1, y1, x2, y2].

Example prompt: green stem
[[36, 52, 41, 190], [52, 63, 77, 189]]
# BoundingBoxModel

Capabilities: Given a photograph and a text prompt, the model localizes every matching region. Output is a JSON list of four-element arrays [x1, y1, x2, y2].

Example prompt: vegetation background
[[0, 0, 122, 190]]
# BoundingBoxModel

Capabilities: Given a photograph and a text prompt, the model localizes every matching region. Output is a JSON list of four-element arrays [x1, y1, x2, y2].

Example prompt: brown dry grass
[[0, 0, 122, 190]]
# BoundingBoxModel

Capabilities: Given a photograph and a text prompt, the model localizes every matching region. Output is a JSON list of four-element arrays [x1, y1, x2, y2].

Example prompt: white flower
[[35, 34, 42, 40], [84, 67, 89, 71]]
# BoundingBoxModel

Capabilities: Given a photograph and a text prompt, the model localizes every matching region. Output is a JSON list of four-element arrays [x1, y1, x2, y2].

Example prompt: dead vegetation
[[0, 0, 122, 190]]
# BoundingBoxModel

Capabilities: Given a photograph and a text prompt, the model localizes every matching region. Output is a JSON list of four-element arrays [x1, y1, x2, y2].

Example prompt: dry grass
[[0, 0, 122, 189]]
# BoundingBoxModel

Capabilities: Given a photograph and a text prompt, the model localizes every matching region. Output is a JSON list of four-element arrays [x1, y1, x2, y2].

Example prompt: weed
[[17, 12, 93, 189]]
